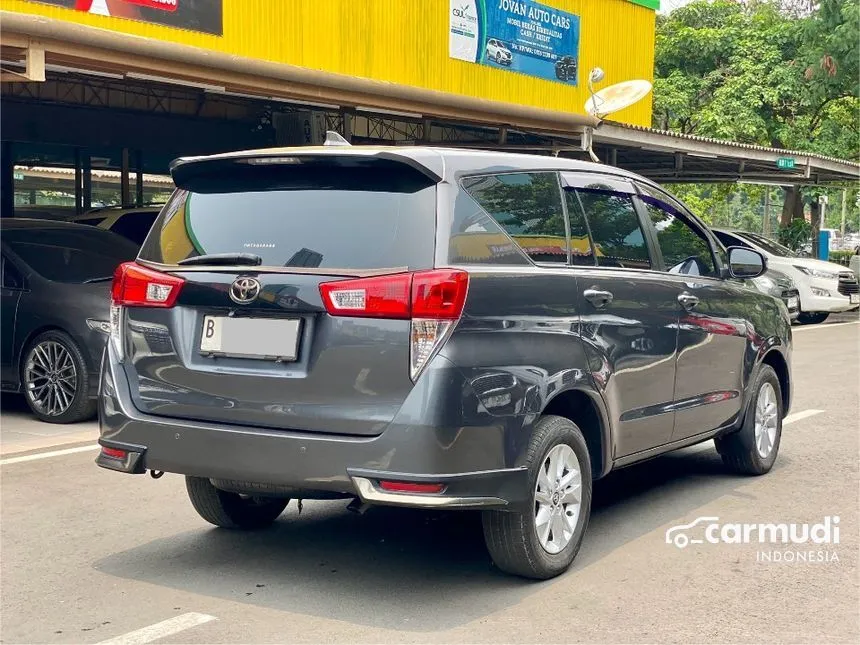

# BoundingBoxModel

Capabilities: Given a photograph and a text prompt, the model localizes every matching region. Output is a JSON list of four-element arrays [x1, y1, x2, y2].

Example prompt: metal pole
[[763, 189, 771, 237], [1, 141, 14, 218], [82, 153, 92, 211], [121, 147, 131, 208], [135, 150, 144, 207], [840, 189, 847, 237], [74, 148, 83, 215]]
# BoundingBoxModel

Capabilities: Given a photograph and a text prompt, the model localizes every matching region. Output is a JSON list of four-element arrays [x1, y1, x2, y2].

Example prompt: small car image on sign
[[486, 39, 513, 66]]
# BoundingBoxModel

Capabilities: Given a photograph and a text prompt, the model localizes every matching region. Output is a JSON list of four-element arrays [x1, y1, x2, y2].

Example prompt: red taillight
[[111, 262, 185, 308], [412, 270, 469, 319], [319, 273, 411, 319], [379, 481, 445, 494], [101, 446, 128, 460], [319, 270, 468, 320]]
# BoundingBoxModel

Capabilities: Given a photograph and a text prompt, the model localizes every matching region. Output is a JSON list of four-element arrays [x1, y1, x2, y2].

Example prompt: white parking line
[[783, 409, 825, 424], [0, 444, 99, 466], [793, 320, 859, 331], [683, 409, 825, 455], [96, 613, 216, 645]]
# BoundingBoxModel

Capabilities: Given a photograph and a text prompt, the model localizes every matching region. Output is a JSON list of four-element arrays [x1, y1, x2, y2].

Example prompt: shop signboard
[[449, 0, 581, 85], [26, 0, 223, 35]]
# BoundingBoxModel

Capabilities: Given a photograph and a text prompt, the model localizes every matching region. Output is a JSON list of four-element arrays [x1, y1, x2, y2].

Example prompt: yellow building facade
[[3, 0, 657, 126]]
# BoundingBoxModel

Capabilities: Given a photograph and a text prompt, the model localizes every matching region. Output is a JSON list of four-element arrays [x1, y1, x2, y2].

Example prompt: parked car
[[12, 204, 78, 220], [713, 229, 859, 324], [1, 219, 139, 422], [97, 145, 791, 580], [71, 205, 163, 246], [485, 38, 512, 65], [749, 269, 800, 321], [554, 55, 578, 82]]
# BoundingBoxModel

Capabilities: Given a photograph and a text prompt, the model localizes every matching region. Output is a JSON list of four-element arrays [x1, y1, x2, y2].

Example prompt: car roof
[[0, 217, 110, 232], [170, 145, 654, 188]]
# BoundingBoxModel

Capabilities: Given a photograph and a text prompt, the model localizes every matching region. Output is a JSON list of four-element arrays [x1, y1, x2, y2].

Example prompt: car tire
[[21, 330, 96, 424], [797, 311, 829, 325], [482, 415, 592, 579], [186, 476, 289, 529], [715, 365, 782, 475]]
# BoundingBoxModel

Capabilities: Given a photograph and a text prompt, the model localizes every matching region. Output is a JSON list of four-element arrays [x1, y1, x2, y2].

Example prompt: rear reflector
[[319, 270, 468, 320], [319, 270, 469, 381], [101, 447, 128, 460], [320, 273, 411, 318], [379, 481, 445, 494], [111, 262, 185, 308]]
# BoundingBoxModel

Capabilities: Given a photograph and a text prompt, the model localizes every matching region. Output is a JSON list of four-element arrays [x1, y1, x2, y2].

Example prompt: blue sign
[[449, 0, 581, 85]]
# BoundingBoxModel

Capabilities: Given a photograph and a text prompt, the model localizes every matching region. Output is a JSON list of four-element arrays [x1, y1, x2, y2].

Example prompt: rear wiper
[[83, 276, 113, 283], [177, 253, 262, 267]]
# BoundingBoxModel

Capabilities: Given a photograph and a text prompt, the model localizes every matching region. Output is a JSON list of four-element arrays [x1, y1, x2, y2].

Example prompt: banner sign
[[449, 0, 581, 85], [27, 0, 223, 35]]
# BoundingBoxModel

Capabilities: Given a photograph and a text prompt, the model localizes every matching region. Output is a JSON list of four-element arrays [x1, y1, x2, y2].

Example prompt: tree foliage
[[653, 0, 859, 235]]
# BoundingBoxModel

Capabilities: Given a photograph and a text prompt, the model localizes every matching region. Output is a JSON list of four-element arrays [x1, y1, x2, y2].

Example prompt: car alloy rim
[[24, 341, 77, 417], [754, 382, 779, 459], [534, 443, 582, 554]]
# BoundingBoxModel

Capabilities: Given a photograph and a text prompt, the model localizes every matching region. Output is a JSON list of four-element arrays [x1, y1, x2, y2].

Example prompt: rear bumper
[[97, 347, 529, 510]]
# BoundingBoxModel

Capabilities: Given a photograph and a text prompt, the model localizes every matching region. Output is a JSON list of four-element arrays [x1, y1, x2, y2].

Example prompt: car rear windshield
[[3, 227, 139, 283], [139, 160, 438, 270], [737, 231, 796, 258]]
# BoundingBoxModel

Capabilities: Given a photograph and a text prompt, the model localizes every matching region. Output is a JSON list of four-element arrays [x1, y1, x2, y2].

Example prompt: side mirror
[[727, 246, 767, 279]]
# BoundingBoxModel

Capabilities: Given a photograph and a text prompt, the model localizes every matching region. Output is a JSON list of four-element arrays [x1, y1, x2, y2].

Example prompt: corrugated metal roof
[[608, 121, 860, 169]]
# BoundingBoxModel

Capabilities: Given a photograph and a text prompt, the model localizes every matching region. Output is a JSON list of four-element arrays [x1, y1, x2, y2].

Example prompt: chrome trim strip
[[351, 477, 507, 509]]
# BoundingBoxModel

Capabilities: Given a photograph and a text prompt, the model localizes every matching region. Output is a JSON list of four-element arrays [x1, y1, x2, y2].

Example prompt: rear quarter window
[[459, 172, 569, 264]]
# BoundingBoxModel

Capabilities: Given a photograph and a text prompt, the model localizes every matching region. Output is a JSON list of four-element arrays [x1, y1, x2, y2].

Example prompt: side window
[[448, 189, 531, 266], [563, 191, 596, 266], [714, 230, 749, 250], [110, 212, 158, 246], [576, 189, 651, 269], [462, 172, 568, 264], [640, 196, 717, 277], [1, 255, 23, 290]]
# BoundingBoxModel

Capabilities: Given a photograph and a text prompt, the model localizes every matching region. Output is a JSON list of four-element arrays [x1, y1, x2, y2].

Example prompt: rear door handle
[[678, 292, 700, 310], [583, 288, 614, 308]]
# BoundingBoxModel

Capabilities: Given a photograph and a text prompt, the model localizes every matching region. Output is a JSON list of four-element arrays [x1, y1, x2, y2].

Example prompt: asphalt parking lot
[[1, 315, 858, 644]]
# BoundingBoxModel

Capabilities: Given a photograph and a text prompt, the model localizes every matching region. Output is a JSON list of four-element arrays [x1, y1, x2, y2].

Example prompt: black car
[[97, 145, 791, 579], [555, 55, 578, 82], [1, 219, 139, 423]]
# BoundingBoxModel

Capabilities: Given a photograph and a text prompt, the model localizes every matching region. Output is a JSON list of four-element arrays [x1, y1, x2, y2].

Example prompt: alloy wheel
[[534, 444, 582, 554], [754, 382, 778, 458], [24, 341, 78, 417]]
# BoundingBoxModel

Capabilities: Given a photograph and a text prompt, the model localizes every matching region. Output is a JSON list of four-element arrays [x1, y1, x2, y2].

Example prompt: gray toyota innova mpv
[[97, 143, 791, 579]]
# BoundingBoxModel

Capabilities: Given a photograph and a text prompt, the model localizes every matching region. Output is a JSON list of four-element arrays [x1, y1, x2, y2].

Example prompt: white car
[[714, 229, 860, 324], [749, 268, 801, 321], [485, 38, 512, 66], [71, 205, 163, 246]]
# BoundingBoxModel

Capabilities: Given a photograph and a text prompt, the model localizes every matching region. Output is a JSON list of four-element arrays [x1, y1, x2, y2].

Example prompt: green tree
[[653, 0, 859, 237]]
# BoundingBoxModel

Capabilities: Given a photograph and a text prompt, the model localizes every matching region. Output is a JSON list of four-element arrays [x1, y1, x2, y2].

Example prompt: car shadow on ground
[[94, 448, 787, 631]]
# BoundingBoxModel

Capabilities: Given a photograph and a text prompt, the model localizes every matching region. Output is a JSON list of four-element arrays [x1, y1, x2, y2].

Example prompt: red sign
[[28, 0, 221, 34]]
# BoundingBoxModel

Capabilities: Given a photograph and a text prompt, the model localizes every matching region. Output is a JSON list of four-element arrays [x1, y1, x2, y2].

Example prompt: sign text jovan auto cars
[[449, 0, 581, 85]]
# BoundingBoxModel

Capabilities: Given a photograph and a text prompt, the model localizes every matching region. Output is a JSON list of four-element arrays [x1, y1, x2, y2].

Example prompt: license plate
[[787, 296, 799, 309], [851, 294, 859, 305], [200, 316, 300, 360]]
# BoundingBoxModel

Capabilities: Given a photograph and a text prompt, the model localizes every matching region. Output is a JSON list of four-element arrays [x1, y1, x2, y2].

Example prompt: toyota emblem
[[229, 277, 261, 304]]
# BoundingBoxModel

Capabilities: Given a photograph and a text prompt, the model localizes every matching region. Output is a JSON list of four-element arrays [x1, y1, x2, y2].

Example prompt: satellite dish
[[584, 80, 652, 117]]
